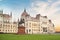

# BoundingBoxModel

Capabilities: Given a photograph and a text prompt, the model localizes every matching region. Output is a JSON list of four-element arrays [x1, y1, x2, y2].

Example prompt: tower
[[0, 10, 3, 14], [10, 12, 12, 17], [10, 12, 12, 22]]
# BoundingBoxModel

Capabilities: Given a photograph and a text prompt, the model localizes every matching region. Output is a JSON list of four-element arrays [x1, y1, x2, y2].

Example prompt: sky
[[0, 0, 60, 31]]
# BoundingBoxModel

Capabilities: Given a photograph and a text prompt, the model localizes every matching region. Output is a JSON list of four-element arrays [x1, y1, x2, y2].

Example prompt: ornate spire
[[18, 19, 19, 22], [21, 9, 29, 16], [24, 8, 26, 12]]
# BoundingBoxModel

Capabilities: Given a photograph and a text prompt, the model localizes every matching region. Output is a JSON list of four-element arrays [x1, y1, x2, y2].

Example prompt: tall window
[[43, 27, 47, 32], [29, 23, 31, 27], [29, 29, 31, 32], [26, 29, 28, 33]]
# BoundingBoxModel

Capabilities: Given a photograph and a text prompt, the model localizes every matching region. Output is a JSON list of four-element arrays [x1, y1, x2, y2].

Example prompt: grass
[[0, 34, 60, 40]]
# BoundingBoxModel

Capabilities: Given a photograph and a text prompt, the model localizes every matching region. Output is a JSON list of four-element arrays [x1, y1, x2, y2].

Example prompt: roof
[[0, 14, 11, 18], [43, 16, 47, 18], [3, 14, 11, 18]]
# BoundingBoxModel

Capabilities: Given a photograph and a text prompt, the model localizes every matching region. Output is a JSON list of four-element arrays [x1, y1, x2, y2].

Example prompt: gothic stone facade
[[19, 9, 55, 34], [0, 10, 18, 33]]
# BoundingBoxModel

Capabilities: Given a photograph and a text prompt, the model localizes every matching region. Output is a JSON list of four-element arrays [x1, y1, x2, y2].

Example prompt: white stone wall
[[0, 22, 18, 33], [25, 20, 40, 34], [0, 14, 18, 33], [24, 16, 55, 34]]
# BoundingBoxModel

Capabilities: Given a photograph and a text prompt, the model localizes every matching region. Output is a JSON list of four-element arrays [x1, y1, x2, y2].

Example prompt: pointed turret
[[49, 20, 52, 23], [36, 14, 41, 19], [10, 12, 12, 17], [24, 8, 26, 12]]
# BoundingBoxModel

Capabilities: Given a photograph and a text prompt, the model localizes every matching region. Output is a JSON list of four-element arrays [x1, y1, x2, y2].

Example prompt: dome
[[21, 9, 29, 16]]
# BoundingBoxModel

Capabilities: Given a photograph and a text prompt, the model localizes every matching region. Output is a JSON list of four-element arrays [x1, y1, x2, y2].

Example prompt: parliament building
[[18, 9, 55, 34]]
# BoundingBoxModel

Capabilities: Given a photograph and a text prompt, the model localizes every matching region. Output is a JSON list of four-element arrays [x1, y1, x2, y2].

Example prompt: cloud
[[31, 0, 60, 16], [30, 0, 60, 26], [48, 0, 60, 2], [49, 11, 60, 26]]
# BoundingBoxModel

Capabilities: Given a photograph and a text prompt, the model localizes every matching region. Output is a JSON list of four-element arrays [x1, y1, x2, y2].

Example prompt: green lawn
[[0, 34, 60, 40]]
